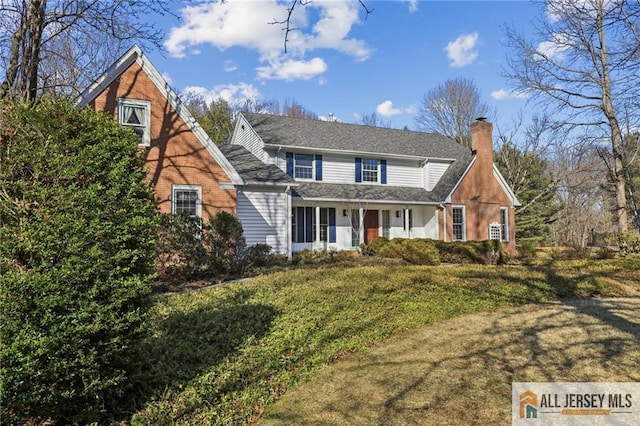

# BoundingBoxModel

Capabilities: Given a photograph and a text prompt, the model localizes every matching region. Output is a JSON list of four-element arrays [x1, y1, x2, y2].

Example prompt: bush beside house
[[0, 101, 158, 424]]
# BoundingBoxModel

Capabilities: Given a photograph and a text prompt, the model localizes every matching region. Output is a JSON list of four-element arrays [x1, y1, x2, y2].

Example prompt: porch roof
[[292, 182, 442, 205]]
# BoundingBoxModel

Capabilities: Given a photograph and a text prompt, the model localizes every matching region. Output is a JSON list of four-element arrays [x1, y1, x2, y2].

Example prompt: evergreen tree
[[0, 100, 158, 423]]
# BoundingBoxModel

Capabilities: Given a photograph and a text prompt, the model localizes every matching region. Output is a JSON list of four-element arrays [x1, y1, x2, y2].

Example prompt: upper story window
[[362, 159, 379, 182], [452, 206, 466, 241], [355, 158, 386, 184], [118, 98, 151, 146], [286, 152, 322, 181], [294, 154, 313, 179]]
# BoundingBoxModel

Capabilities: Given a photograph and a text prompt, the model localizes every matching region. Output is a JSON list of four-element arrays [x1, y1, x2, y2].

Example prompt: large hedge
[[0, 100, 159, 423]]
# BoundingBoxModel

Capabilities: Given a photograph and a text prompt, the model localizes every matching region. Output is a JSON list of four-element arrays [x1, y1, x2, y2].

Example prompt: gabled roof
[[241, 112, 470, 160], [218, 144, 296, 186], [76, 45, 243, 185]]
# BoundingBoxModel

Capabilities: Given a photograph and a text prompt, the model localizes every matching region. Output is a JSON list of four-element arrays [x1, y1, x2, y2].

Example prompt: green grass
[[127, 258, 640, 424]]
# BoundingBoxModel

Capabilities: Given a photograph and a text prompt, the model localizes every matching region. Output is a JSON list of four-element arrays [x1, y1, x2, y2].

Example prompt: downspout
[[439, 204, 447, 242]]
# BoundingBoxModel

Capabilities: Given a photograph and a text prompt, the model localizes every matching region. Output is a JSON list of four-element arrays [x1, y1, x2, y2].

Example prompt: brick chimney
[[470, 117, 494, 201], [470, 117, 493, 165]]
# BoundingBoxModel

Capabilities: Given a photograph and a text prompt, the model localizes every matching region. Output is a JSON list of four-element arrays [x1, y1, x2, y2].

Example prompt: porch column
[[359, 207, 364, 244], [315, 204, 321, 247], [405, 207, 410, 238], [286, 187, 292, 259]]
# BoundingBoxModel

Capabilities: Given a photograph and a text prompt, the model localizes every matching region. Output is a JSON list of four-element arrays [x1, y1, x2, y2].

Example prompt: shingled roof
[[241, 112, 470, 160], [229, 113, 476, 202], [218, 144, 295, 186]]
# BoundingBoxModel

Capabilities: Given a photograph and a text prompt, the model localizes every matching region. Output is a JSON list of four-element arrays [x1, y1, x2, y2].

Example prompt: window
[[320, 208, 329, 242], [118, 99, 150, 146], [489, 223, 502, 240], [294, 154, 313, 179], [500, 207, 509, 241], [362, 158, 379, 182], [351, 210, 360, 247], [452, 206, 465, 241], [381, 210, 390, 239], [172, 185, 201, 218], [292, 207, 335, 243]]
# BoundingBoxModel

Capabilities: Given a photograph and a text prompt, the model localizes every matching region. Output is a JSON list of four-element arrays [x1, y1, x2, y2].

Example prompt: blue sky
[[145, 0, 540, 130]]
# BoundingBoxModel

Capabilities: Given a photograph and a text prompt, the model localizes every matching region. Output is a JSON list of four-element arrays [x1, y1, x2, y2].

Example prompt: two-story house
[[224, 113, 519, 256], [77, 45, 519, 258]]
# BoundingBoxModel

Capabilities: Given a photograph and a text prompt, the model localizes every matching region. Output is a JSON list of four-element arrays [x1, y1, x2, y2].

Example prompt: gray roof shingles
[[218, 144, 295, 186], [241, 112, 470, 159], [225, 113, 475, 202]]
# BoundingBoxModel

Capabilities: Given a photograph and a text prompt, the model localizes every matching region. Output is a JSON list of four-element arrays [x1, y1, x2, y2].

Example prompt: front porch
[[290, 203, 440, 253]]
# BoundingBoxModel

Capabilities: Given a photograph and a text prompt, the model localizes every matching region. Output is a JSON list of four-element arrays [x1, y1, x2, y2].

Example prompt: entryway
[[364, 210, 379, 244]]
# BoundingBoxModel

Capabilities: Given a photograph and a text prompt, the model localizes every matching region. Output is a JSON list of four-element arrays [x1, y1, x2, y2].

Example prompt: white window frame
[[171, 184, 202, 219], [452, 205, 466, 241], [118, 98, 151, 146], [500, 207, 509, 242], [361, 158, 380, 183], [381, 210, 390, 239], [294, 153, 314, 180], [489, 222, 502, 241]]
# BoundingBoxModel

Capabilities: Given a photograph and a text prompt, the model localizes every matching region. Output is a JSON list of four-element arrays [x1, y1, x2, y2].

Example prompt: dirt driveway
[[260, 297, 640, 425]]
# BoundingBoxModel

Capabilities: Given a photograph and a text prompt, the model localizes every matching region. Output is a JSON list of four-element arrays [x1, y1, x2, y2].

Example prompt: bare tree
[[359, 112, 391, 128], [503, 0, 640, 235], [414, 77, 491, 148], [0, 0, 173, 103], [552, 145, 614, 249]]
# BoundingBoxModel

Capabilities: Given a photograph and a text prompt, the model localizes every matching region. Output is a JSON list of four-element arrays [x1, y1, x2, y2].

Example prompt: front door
[[364, 210, 379, 244]]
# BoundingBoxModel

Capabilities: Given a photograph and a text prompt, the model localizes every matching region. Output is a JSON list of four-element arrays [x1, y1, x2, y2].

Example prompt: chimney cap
[[475, 117, 487, 122]]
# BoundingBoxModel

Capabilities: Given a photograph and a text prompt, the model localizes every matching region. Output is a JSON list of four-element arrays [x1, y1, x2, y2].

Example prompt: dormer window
[[118, 98, 150, 146]]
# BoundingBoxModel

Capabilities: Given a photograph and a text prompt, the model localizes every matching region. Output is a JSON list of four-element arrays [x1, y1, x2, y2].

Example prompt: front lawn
[[128, 258, 640, 424]]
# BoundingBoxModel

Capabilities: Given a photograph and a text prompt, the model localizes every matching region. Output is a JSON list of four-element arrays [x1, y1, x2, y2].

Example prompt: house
[[78, 46, 519, 257], [227, 113, 519, 255]]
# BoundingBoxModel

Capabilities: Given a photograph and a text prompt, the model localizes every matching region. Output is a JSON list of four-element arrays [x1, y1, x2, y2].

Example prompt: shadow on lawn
[[122, 288, 279, 419], [262, 297, 640, 425]]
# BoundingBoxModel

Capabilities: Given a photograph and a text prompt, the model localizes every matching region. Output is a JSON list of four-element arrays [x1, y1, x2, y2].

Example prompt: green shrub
[[243, 243, 276, 269], [0, 100, 158, 424], [377, 238, 440, 265], [360, 237, 389, 256], [400, 239, 441, 265], [156, 214, 206, 278], [204, 211, 246, 276]]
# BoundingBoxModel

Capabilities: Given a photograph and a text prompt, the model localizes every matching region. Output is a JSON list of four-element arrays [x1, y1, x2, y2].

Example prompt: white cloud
[[223, 60, 238, 72], [376, 100, 415, 117], [535, 33, 570, 61], [445, 33, 479, 68], [184, 82, 261, 106], [404, 0, 419, 13], [165, 0, 371, 81], [256, 57, 328, 81], [491, 89, 530, 100]]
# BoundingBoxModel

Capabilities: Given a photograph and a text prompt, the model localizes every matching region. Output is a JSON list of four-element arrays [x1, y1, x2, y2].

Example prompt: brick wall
[[446, 119, 517, 253], [89, 61, 236, 220]]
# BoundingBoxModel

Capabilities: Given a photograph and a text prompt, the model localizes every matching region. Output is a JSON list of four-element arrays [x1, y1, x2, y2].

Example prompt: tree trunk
[[597, 4, 629, 234]]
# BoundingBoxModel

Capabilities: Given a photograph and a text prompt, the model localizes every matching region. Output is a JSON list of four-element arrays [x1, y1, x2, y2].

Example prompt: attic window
[[118, 98, 151, 146]]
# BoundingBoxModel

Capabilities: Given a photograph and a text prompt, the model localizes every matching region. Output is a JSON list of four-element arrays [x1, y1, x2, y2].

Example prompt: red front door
[[364, 210, 379, 244]]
